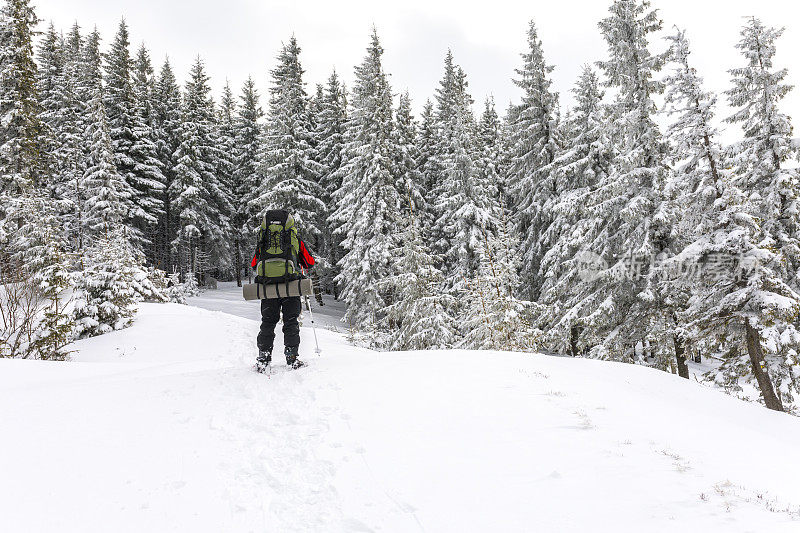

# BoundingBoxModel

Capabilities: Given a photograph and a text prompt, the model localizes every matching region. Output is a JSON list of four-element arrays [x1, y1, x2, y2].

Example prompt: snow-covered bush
[[460, 219, 540, 352], [160, 271, 199, 304], [379, 215, 457, 351], [72, 228, 144, 338]]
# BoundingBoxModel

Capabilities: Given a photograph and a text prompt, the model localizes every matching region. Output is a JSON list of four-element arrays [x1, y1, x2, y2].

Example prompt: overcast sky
[[33, 0, 799, 138]]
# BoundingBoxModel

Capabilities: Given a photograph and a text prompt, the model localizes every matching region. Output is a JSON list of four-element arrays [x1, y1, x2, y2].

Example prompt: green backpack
[[255, 210, 301, 283]]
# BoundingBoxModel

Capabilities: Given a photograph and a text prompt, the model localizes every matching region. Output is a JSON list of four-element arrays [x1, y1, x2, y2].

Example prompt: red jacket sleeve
[[251, 239, 259, 268], [299, 240, 315, 268]]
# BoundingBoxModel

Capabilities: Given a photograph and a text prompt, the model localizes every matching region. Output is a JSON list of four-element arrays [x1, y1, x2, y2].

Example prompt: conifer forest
[[3, 0, 800, 415]]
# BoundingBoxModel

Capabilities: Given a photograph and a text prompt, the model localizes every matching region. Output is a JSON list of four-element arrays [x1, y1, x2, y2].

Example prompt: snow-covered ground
[[2, 289, 800, 532]]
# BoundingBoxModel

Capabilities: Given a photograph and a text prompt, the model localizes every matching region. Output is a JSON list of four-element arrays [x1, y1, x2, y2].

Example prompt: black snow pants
[[257, 296, 302, 352]]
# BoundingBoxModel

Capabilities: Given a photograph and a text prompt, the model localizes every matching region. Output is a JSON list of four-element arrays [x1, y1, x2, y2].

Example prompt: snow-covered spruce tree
[[476, 97, 505, 211], [6, 192, 73, 360], [34, 22, 61, 184], [102, 20, 145, 247], [254, 37, 324, 247], [78, 27, 102, 101], [172, 57, 232, 279], [57, 24, 87, 238], [393, 91, 424, 213], [83, 85, 132, 240], [673, 170, 798, 411], [685, 17, 800, 411], [461, 214, 538, 352], [415, 99, 441, 240], [232, 76, 263, 285], [429, 51, 501, 296], [37, 23, 87, 253], [379, 210, 457, 351], [657, 28, 729, 378], [436, 104, 501, 288], [331, 29, 403, 326], [665, 25, 797, 409], [557, 0, 670, 363], [477, 98, 501, 178], [431, 53, 501, 293], [131, 44, 166, 264], [72, 226, 147, 338], [151, 59, 182, 272], [0, 0, 42, 200], [726, 18, 800, 293], [315, 70, 347, 296], [316, 71, 347, 206], [506, 20, 561, 300], [428, 50, 464, 263], [534, 66, 612, 357], [215, 80, 237, 279], [76, 84, 164, 324]]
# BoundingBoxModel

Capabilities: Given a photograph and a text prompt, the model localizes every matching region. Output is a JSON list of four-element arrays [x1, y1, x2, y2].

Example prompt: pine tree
[[534, 66, 613, 357], [0, 0, 42, 197], [35, 22, 61, 183], [431, 53, 500, 289], [233, 76, 263, 284], [476, 97, 503, 213], [172, 57, 231, 279], [659, 28, 727, 378], [415, 99, 441, 246], [151, 58, 182, 272], [102, 20, 142, 243], [561, 0, 670, 362], [380, 211, 457, 350], [429, 51, 501, 293], [216, 80, 238, 280], [506, 20, 561, 300], [726, 17, 800, 293], [83, 86, 130, 237], [332, 29, 403, 325], [130, 44, 165, 262], [80, 27, 102, 98], [461, 215, 538, 351], [72, 227, 143, 338], [7, 192, 73, 359], [435, 104, 500, 286], [254, 37, 324, 246], [313, 70, 347, 296], [37, 22, 85, 250], [691, 17, 800, 411], [393, 92, 424, 213], [316, 71, 346, 206]]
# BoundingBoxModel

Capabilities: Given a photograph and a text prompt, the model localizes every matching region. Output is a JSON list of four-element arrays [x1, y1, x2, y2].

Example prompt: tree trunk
[[744, 320, 784, 412], [569, 325, 579, 357], [234, 238, 242, 287], [673, 335, 689, 379]]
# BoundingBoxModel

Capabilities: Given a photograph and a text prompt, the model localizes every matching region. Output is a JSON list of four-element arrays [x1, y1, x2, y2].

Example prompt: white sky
[[33, 0, 800, 139]]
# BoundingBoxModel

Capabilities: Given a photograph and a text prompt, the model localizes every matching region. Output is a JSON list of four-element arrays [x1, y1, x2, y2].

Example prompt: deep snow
[[1, 290, 799, 532]]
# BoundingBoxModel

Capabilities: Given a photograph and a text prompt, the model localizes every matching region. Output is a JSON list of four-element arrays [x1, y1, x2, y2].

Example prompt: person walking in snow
[[251, 210, 315, 371]]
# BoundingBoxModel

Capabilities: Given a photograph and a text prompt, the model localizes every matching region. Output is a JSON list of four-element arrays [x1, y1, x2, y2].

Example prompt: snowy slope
[[1, 298, 800, 533]]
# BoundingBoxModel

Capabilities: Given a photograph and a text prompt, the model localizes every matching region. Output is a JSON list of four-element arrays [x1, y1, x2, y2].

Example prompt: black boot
[[256, 349, 272, 373], [284, 346, 305, 369]]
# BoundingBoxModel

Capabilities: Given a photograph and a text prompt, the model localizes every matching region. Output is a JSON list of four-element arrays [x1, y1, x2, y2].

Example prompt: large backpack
[[255, 210, 302, 284]]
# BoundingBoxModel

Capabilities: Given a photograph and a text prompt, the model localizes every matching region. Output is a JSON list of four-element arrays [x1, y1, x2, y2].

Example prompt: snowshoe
[[255, 350, 272, 373], [284, 346, 305, 370]]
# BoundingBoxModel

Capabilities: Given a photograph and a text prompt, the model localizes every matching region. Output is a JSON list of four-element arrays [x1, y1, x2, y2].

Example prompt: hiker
[[251, 209, 315, 371]]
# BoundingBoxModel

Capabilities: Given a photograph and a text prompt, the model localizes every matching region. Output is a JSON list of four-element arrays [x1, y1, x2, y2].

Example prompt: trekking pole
[[302, 268, 322, 355]]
